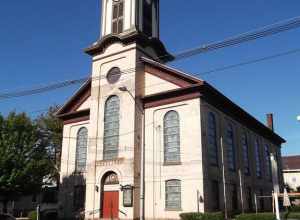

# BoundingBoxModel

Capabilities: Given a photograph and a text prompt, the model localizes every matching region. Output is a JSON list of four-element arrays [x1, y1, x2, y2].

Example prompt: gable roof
[[56, 78, 91, 116], [55, 57, 285, 145], [140, 57, 285, 145], [282, 156, 300, 170], [141, 57, 203, 86]]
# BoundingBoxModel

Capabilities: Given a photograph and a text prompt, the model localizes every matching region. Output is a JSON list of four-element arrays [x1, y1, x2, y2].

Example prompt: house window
[[103, 95, 120, 160], [75, 127, 88, 172], [32, 194, 37, 203], [226, 124, 236, 171], [164, 111, 180, 164], [254, 139, 262, 178], [242, 133, 250, 175], [112, 0, 124, 34], [165, 180, 181, 210], [260, 189, 265, 211], [207, 112, 218, 166], [231, 184, 238, 210], [264, 144, 272, 180], [74, 185, 86, 211], [246, 187, 253, 211], [211, 180, 220, 211]]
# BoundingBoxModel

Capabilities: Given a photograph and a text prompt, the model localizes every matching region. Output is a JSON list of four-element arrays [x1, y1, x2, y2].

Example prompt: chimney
[[266, 113, 274, 131]]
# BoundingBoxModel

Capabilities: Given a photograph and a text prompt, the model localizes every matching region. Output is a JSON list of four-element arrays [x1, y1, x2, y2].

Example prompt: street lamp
[[118, 86, 145, 220]]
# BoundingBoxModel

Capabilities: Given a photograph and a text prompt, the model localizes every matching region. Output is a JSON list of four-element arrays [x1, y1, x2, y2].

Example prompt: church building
[[56, 0, 285, 219]]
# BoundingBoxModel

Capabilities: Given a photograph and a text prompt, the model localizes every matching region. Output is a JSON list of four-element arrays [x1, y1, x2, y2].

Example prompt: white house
[[283, 156, 300, 191], [56, 0, 285, 219]]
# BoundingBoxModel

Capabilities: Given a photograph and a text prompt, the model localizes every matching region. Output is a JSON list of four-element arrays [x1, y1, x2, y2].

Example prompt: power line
[[172, 15, 300, 61], [2, 16, 300, 101], [4, 45, 300, 108], [199, 48, 300, 76]]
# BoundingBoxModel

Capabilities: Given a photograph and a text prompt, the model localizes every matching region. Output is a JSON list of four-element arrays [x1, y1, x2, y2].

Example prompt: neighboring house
[[56, 0, 286, 220], [0, 180, 58, 218], [283, 156, 300, 191]]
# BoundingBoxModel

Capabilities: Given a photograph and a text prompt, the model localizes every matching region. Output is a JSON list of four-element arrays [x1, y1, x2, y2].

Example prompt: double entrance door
[[102, 191, 119, 219]]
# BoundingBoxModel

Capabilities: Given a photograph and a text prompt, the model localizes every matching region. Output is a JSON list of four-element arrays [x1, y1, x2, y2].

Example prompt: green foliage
[[180, 212, 224, 220], [28, 210, 37, 220], [287, 212, 300, 219], [290, 206, 300, 212], [0, 111, 56, 203], [235, 213, 276, 220], [35, 105, 63, 171]]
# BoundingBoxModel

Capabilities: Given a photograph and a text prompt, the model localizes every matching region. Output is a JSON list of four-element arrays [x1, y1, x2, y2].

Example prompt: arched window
[[102, 172, 119, 185], [76, 127, 88, 172], [112, 0, 124, 34], [103, 95, 120, 160], [164, 111, 180, 164], [226, 124, 236, 171], [242, 133, 250, 175], [264, 144, 272, 180], [207, 112, 218, 165], [254, 139, 262, 178], [165, 180, 181, 209]]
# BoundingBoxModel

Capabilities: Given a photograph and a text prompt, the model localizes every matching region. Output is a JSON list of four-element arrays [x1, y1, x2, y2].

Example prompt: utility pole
[[271, 153, 280, 220], [119, 86, 145, 220], [220, 136, 228, 220]]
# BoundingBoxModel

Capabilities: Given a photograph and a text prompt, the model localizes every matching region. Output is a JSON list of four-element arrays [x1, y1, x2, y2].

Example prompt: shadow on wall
[[59, 173, 86, 220]]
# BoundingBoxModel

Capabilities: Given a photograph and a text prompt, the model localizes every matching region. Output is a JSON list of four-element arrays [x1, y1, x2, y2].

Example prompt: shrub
[[287, 212, 300, 219], [180, 212, 224, 220], [290, 206, 300, 212], [28, 211, 37, 220], [235, 213, 276, 220]]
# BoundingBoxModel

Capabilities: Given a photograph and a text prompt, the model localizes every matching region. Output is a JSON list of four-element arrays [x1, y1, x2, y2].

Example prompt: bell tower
[[85, 0, 173, 63], [84, 1, 172, 219], [101, 0, 159, 39]]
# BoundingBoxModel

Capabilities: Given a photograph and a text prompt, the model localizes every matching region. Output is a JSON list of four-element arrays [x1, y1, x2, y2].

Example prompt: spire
[[85, 0, 173, 63]]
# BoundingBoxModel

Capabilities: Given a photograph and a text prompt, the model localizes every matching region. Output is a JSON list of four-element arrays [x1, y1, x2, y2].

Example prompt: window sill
[[73, 171, 87, 175], [165, 208, 182, 212], [163, 162, 182, 166]]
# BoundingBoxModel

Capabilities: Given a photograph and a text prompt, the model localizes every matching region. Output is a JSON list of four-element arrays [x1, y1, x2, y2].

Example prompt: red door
[[102, 191, 119, 219]]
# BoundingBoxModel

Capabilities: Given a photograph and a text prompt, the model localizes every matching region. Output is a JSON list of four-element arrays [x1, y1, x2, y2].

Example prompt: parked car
[[0, 213, 16, 220]]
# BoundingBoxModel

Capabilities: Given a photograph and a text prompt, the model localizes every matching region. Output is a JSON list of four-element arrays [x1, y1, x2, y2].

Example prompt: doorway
[[101, 172, 119, 219]]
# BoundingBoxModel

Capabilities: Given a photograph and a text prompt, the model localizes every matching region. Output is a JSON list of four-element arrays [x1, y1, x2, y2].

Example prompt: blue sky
[[0, 0, 300, 155]]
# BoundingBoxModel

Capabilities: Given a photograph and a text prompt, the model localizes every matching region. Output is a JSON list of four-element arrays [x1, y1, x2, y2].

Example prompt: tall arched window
[[242, 133, 250, 175], [103, 95, 120, 160], [165, 180, 181, 209], [226, 124, 236, 171], [208, 112, 218, 165], [164, 111, 180, 164], [76, 127, 88, 172], [264, 144, 272, 180], [254, 139, 262, 178]]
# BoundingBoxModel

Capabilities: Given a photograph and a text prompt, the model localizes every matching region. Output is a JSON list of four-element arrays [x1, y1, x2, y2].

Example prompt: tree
[[0, 112, 55, 213], [35, 105, 63, 171]]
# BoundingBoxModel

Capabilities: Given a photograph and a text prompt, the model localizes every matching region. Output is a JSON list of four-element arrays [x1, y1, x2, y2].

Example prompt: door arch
[[101, 171, 119, 219]]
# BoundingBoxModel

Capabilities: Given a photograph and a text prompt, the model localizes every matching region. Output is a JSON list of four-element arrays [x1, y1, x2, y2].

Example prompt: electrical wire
[[2, 16, 300, 101], [12, 46, 300, 116]]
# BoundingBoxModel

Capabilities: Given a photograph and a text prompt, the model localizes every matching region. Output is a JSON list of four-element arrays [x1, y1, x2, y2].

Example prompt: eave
[[56, 78, 91, 116], [142, 82, 285, 145], [56, 109, 90, 125]]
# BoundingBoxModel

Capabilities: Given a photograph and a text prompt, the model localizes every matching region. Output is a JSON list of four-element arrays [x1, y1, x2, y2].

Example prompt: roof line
[[56, 77, 91, 115], [140, 56, 204, 84]]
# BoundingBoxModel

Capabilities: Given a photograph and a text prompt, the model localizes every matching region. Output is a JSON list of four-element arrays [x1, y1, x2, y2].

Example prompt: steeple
[[85, 0, 173, 63], [100, 0, 159, 38]]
